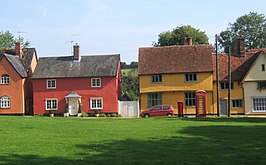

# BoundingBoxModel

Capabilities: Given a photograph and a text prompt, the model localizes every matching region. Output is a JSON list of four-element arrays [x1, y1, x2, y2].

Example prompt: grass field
[[0, 116, 266, 165]]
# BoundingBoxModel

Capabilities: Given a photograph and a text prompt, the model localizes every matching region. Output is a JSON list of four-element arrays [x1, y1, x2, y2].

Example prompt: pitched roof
[[32, 54, 120, 79], [22, 48, 37, 69], [138, 44, 213, 75], [0, 48, 37, 78], [0, 53, 28, 77], [212, 51, 261, 81]]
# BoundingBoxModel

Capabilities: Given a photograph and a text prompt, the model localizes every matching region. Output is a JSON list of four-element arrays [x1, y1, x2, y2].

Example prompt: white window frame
[[252, 97, 266, 112], [45, 99, 58, 110], [185, 92, 195, 106], [91, 78, 101, 87], [47, 79, 56, 89], [1, 74, 10, 84], [0, 96, 10, 108], [151, 75, 162, 83], [90, 98, 103, 109], [185, 73, 197, 82]]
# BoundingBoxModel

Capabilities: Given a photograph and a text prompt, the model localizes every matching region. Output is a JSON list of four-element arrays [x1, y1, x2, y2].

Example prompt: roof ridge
[[140, 44, 212, 49]]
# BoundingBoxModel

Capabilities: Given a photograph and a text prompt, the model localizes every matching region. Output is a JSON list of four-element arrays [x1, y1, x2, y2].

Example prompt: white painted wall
[[243, 52, 266, 114], [243, 82, 266, 114]]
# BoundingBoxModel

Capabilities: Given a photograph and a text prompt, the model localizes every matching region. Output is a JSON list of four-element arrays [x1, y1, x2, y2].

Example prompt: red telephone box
[[196, 90, 207, 118], [177, 101, 184, 117]]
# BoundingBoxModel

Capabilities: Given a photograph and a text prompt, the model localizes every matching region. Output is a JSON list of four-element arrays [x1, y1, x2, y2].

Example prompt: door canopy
[[64, 91, 81, 103]]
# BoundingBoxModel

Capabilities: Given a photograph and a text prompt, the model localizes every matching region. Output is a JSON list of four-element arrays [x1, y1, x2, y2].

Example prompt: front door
[[69, 98, 79, 115], [220, 99, 228, 116]]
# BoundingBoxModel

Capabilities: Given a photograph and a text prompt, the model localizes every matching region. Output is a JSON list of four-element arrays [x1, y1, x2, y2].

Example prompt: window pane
[[152, 75, 162, 83], [185, 93, 195, 106], [148, 93, 162, 107], [253, 98, 266, 112]]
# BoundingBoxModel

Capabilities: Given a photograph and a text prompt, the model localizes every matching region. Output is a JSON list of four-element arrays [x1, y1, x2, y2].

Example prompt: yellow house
[[138, 44, 214, 115]]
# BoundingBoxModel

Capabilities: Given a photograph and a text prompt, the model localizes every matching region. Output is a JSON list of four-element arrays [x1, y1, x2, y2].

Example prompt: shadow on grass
[[1, 125, 266, 165], [177, 117, 266, 123]]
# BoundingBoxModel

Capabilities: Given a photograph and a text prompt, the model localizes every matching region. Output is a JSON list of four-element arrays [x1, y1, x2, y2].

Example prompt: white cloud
[[41, 6, 48, 18]]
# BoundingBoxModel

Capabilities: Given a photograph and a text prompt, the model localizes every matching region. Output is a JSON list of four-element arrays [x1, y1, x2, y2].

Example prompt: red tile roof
[[138, 44, 213, 75], [212, 50, 264, 81]]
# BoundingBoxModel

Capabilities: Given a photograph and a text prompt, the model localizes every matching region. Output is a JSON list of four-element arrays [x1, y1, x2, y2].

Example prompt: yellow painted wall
[[213, 82, 244, 114], [139, 72, 213, 93], [140, 91, 213, 114], [139, 72, 213, 114]]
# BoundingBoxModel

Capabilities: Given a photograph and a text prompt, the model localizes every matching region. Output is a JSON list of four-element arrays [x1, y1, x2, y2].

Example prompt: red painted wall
[[0, 57, 24, 114], [33, 76, 120, 115]]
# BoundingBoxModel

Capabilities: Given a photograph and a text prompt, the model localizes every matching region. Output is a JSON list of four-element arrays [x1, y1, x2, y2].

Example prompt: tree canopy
[[218, 12, 266, 53], [121, 61, 138, 69], [0, 31, 30, 49], [153, 25, 209, 46]]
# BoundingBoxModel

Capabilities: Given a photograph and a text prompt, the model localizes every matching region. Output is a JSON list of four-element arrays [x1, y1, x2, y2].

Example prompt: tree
[[153, 25, 209, 46], [122, 70, 139, 101], [0, 31, 30, 49], [219, 12, 266, 53]]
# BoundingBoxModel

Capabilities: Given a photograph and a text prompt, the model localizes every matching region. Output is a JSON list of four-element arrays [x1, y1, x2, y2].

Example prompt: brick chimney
[[182, 37, 187, 45], [73, 43, 80, 61], [187, 37, 192, 45], [232, 38, 245, 57], [15, 42, 23, 58]]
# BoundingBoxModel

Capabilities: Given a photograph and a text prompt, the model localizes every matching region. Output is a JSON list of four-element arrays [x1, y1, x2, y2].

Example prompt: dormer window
[[91, 78, 101, 87], [47, 79, 56, 89], [1, 74, 10, 84]]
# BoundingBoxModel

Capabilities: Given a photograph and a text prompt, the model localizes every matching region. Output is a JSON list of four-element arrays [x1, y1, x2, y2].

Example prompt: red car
[[141, 105, 175, 117]]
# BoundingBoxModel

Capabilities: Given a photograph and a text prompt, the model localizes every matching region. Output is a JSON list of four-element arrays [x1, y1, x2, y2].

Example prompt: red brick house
[[32, 44, 121, 115], [0, 42, 38, 115]]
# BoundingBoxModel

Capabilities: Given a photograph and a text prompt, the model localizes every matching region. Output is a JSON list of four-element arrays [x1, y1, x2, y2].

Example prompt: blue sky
[[1, 0, 266, 63]]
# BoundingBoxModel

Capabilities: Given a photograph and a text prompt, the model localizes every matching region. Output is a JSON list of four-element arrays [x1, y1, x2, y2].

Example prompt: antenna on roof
[[70, 33, 82, 55], [17, 31, 27, 43]]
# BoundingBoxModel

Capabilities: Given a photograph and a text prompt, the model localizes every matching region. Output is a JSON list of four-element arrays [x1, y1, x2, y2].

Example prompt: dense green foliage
[[122, 69, 139, 100], [0, 30, 30, 48], [0, 117, 266, 164], [153, 25, 209, 46], [219, 12, 266, 53], [121, 61, 138, 69]]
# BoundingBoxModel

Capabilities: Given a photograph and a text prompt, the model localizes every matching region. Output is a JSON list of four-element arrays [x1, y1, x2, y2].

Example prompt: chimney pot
[[182, 37, 187, 45], [187, 37, 192, 45], [15, 42, 23, 58], [73, 43, 80, 61]]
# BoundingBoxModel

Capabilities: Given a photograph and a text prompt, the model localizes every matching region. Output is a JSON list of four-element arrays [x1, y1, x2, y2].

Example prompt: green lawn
[[0, 116, 266, 165]]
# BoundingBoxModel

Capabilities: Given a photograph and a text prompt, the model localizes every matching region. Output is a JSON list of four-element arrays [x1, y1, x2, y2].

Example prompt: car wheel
[[167, 113, 173, 117], [144, 114, 150, 118]]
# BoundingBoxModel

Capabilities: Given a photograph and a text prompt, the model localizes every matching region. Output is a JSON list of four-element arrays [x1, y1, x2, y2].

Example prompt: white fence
[[118, 101, 139, 117]]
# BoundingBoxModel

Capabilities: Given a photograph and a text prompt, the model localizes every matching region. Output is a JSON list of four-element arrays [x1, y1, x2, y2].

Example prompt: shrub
[[117, 114, 122, 117], [99, 113, 106, 117], [107, 114, 111, 117], [111, 113, 117, 117], [81, 111, 88, 117]]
